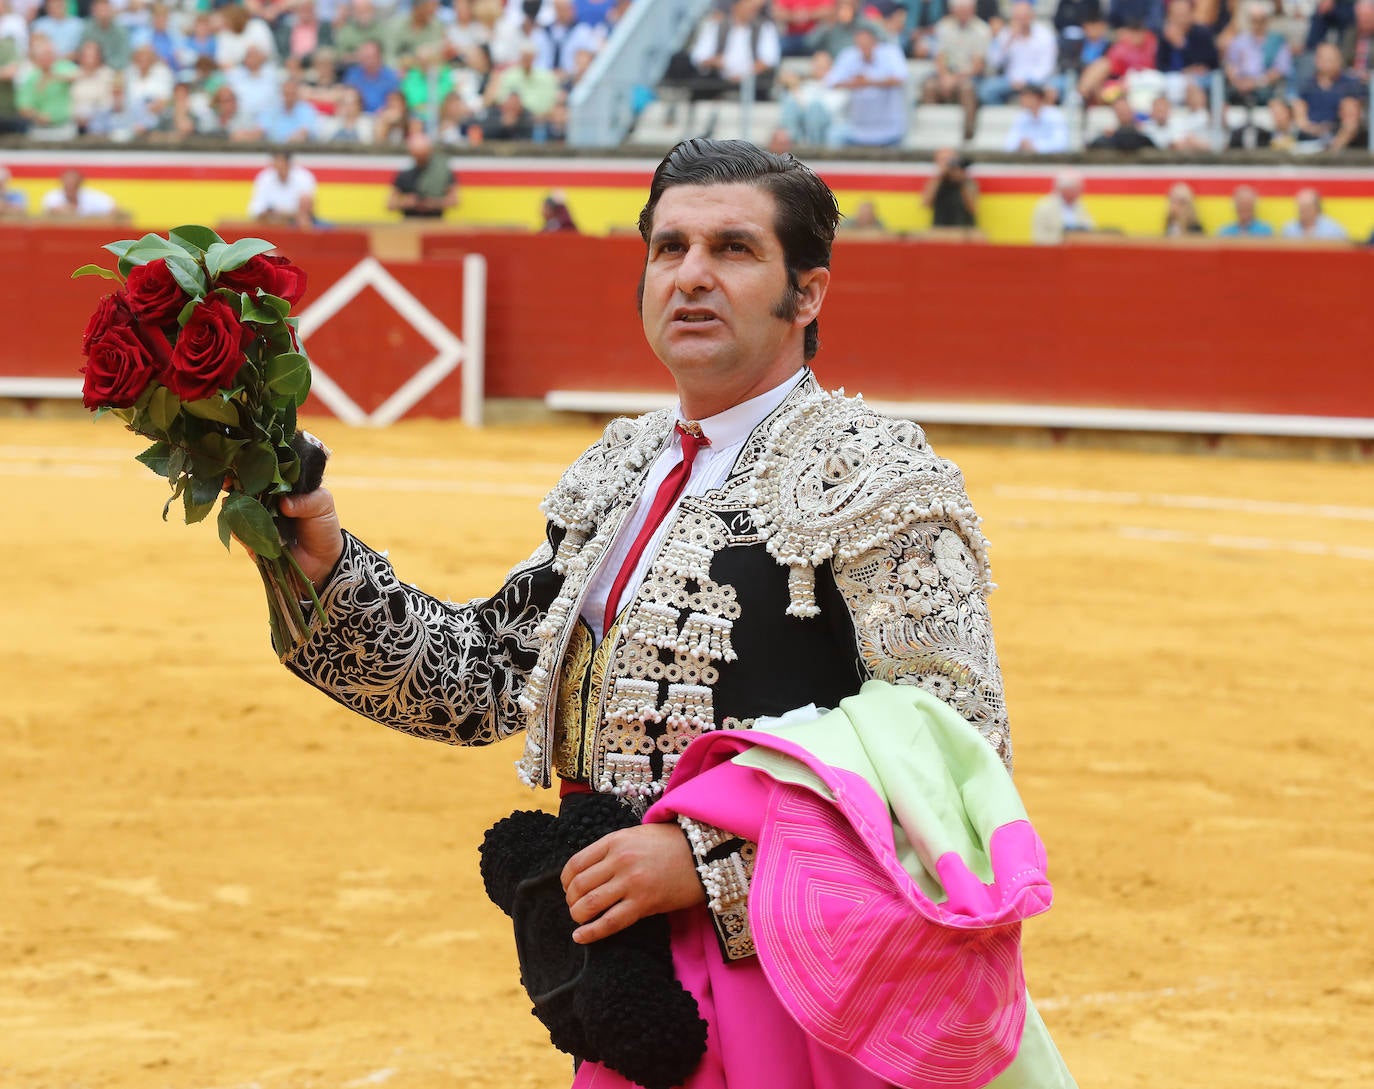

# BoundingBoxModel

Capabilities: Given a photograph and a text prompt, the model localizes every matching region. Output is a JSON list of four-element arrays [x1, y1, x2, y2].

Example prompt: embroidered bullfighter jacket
[[284, 370, 1012, 959]]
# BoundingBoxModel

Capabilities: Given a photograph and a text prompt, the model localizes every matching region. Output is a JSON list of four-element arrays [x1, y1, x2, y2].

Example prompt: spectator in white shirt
[[123, 41, 173, 114], [40, 168, 124, 219], [684, 0, 781, 99], [777, 49, 847, 145], [214, 3, 276, 68], [226, 44, 281, 117], [979, 0, 1058, 104], [825, 26, 908, 146], [541, 0, 602, 77], [1139, 90, 1210, 149], [1004, 82, 1069, 151], [247, 150, 317, 229]]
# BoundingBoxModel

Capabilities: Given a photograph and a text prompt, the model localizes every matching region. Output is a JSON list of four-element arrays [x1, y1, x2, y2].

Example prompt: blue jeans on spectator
[[780, 96, 835, 145], [779, 32, 813, 56], [978, 75, 1017, 104]]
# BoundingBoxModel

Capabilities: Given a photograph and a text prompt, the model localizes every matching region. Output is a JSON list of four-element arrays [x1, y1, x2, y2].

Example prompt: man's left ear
[[794, 267, 830, 325]]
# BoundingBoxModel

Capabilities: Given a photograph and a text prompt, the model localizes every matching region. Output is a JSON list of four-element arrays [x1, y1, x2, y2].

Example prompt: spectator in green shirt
[[491, 42, 559, 120], [0, 32, 24, 132], [80, 0, 132, 71], [17, 34, 78, 130], [333, 0, 388, 66], [400, 42, 453, 115], [384, 0, 447, 67]]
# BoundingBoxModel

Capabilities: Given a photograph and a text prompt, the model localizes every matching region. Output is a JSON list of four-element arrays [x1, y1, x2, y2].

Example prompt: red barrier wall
[[10, 225, 1373, 420]]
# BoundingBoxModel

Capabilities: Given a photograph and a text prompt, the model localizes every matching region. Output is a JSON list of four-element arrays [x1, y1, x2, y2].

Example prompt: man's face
[[1297, 191, 1318, 227], [1151, 97, 1169, 123], [640, 184, 821, 404], [1234, 189, 1255, 220], [1011, 2, 1032, 31], [855, 28, 876, 58], [1316, 43, 1341, 78]]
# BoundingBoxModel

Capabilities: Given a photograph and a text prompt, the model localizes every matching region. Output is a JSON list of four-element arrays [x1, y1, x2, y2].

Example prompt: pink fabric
[[570, 907, 895, 1089], [571, 730, 1053, 1089]]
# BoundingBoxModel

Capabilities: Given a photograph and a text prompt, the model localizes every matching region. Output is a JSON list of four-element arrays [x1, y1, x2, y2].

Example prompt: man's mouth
[[673, 308, 719, 324]]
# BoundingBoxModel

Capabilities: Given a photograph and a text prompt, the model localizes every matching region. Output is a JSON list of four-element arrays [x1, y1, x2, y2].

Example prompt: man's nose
[[675, 244, 716, 295]]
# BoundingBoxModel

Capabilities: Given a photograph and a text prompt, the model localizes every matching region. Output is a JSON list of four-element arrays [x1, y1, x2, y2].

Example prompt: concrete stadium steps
[[628, 99, 784, 147]]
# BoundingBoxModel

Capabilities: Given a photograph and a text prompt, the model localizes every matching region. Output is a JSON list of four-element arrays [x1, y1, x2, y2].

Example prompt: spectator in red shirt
[[1079, 19, 1157, 101], [775, 0, 833, 55]]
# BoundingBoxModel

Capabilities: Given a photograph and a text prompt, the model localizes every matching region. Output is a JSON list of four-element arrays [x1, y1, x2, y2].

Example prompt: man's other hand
[[277, 487, 344, 589], [561, 823, 706, 944]]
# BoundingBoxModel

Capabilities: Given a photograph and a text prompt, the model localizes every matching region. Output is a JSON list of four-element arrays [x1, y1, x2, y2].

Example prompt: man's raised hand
[[277, 487, 344, 590]]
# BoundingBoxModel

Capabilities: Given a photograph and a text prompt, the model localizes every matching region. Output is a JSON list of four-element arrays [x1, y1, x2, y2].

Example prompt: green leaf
[[134, 440, 172, 477], [241, 299, 280, 325], [72, 263, 121, 281], [217, 501, 233, 551], [212, 288, 244, 317], [168, 225, 224, 254], [184, 394, 239, 426], [253, 292, 291, 319], [235, 440, 279, 496], [176, 297, 198, 327], [218, 492, 282, 558], [265, 353, 310, 403], [201, 432, 248, 463], [166, 446, 189, 481], [147, 386, 182, 434], [122, 233, 187, 268], [184, 474, 222, 524], [205, 238, 276, 279], [102, 238, 138, 260], [164, 252, 207, 299], [162, 476, 187, 522]]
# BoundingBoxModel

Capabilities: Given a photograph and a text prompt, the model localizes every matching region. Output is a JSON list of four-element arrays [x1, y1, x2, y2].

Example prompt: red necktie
[[602, 421, 710, 633]]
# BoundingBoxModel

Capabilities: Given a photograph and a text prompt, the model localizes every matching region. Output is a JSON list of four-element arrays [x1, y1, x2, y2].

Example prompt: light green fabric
[[736, 679, 1079, 1089]]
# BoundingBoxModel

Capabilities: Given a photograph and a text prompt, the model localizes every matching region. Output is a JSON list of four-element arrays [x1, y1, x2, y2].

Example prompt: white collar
[[678, 368, 806, 451]]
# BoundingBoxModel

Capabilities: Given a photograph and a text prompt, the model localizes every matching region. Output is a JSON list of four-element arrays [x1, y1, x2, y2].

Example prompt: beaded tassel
[[678, 613, 738, 663], [785, 564, 820, 618]]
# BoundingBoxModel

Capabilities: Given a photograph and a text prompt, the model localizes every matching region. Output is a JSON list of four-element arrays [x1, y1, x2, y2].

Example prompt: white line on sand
[[1037, 980, 1224, 1012], [1118, 525, 1374, 562], [995, 485, 1374, 523]]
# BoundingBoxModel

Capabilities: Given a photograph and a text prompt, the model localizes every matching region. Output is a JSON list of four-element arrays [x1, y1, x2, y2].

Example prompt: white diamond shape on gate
[[295, 256, 466, 426]]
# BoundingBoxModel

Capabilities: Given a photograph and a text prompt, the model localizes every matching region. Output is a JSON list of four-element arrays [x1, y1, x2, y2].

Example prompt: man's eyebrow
[[649, 227, 765, 247], [716, 228, 764, 246]]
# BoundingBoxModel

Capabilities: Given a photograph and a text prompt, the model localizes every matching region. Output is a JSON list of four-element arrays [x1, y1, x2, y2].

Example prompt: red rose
[[125, 259, 188, 325], [81, 324, 158, 409], [82, 291, 134, 355], [218, 253, 308, 306], [165, 296, 249, 401]]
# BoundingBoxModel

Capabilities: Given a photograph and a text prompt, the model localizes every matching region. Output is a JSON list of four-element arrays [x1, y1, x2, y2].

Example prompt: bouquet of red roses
[[76, 225, 326, 657]]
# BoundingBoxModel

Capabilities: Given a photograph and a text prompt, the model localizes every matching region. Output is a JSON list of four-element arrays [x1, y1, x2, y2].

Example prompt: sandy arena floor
[[2, 416, 1372, 1089]]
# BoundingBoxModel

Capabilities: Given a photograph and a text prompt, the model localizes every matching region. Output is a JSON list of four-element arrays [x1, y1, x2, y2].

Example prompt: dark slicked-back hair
[[637, 138, 840, 361]]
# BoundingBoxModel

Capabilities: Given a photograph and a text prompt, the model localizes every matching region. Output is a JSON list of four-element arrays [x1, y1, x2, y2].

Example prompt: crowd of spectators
[[1021, 170, 1355, 238], [0, 0, 1371, 152], [0, 0, 626, 147], [666, 0, 1374, 153]]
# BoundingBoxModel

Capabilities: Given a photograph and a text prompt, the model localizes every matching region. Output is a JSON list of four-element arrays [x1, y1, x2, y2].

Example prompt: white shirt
[[987, 21, 1057, 85], [41, 185, 118, 216], [690, 17, 782, 81], [247, 164, 317, 217], [580, 369, 805, 643]]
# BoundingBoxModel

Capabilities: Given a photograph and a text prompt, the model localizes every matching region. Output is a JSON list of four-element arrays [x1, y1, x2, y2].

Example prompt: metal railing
[[568, 0, 715, 147]]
